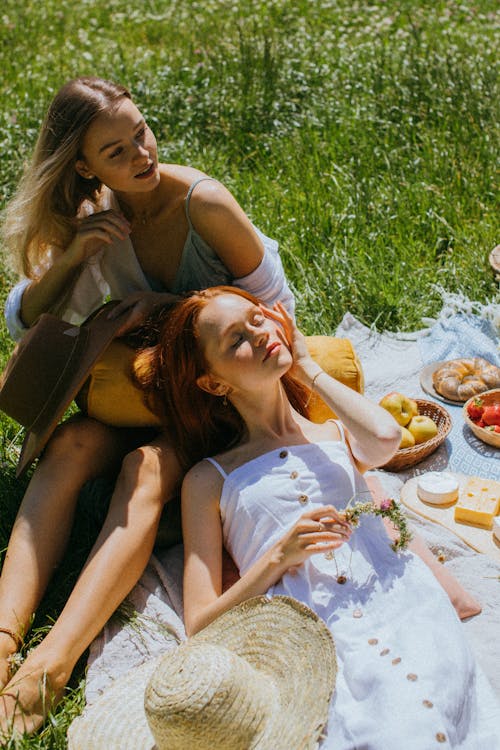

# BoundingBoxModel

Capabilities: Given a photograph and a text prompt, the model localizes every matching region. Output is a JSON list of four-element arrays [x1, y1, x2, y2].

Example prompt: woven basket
[[463, 388, 500, 448], [381, 399, 452, 472]]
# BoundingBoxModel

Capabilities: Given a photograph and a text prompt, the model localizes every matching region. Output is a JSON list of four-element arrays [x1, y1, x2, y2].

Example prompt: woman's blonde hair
[[2, 77, 130, 278]]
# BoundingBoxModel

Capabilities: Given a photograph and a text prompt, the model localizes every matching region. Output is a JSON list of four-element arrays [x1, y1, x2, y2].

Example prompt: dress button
[[406, 673, 418, 682], [368, 638, 378, 645], [353, 609, 363, 618], [422, 700, 433, 709], [392, 657, 401, 665], [436, 733, 447, 743], [298, 494, 308, 505], [279, 450, 288, 459], [380, 648, 390, 656], [290, 471, 299, 479]]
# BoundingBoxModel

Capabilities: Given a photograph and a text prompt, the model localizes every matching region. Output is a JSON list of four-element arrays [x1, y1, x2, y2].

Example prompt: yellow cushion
[[305, 336, 364, 423], [77, 336, 364, 428], [76, 339, 162, 428]]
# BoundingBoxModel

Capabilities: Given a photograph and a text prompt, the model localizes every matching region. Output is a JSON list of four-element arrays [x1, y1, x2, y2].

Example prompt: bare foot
[[0, 633, 19, 691], [0, 650, 70, 739]]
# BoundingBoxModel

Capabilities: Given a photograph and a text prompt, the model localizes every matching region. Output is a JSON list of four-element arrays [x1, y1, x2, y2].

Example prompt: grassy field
[[0, 0, 498, 746]]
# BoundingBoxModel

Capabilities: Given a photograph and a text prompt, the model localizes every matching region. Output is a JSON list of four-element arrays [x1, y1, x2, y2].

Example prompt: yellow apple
[[407, 415, 438, 444], [379, 392, 419, 427], [399, 426, 416, 449]]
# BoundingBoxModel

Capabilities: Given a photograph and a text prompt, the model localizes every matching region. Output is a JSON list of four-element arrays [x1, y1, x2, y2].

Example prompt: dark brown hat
[[0, 302, 130, 476]]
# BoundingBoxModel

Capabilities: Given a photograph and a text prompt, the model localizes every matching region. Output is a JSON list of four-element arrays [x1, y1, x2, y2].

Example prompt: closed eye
[[230, 333, 244, 348]]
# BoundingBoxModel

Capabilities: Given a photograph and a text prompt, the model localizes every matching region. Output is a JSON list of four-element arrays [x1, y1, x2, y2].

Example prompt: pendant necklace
[[324, 547, 354, 585]]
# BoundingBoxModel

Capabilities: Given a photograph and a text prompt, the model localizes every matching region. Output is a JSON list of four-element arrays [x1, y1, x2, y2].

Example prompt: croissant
[[432, 357, 500, 401]]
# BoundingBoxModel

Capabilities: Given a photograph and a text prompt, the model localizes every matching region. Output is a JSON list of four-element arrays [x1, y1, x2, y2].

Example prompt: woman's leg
[[0, 416, 132, 688], [0, 434, 181, 737]]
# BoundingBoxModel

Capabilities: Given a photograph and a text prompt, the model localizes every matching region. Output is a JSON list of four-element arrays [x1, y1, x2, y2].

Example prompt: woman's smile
[[134, 162, 156, 180]]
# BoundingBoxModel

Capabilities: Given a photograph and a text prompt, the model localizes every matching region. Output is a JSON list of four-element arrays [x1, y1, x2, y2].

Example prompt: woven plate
[[381, 399, 452, 472], [419, 361, 467, 405], [463, 388, 500, 449]]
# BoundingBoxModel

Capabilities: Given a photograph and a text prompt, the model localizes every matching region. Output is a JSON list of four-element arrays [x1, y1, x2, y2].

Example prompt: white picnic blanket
[[85, 296, 500, 704]]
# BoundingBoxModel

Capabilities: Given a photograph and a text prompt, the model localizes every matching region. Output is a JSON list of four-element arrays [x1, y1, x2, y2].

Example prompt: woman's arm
[[19, 210, 131, 327], [266, 303, 401, 470], [188, 181, 263, 278], [187, 180, 295, 316], [366, 473, 481, 620], [305, 369, 400, 470], [182, 462, 351, 636]]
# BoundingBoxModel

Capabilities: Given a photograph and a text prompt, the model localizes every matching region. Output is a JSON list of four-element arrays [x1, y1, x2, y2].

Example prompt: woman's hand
[[271, 505, 351, 572], [108, 290, 179, 335], [261, 301, 319, 385], [63, 210, 131, 268]]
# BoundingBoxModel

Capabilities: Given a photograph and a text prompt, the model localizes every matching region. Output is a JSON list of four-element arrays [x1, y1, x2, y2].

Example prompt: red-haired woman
[[137, 286, 499, 749]]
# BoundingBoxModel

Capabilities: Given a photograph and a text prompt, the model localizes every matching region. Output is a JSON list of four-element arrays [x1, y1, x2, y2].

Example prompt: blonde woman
[[0, 76, 293, 736]]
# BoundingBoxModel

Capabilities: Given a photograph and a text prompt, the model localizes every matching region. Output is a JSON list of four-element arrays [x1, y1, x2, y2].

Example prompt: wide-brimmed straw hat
[[68, 595, 337, 750], [0, 302, 130, 476]]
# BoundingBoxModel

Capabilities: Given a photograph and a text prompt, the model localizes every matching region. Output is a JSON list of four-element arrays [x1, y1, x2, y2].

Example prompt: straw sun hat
[[68, 595, 337, 750]]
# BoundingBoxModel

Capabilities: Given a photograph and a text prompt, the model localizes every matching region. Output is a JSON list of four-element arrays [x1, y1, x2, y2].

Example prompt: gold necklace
[[118, 200, 160, 226], [134, 206, 157, 226]]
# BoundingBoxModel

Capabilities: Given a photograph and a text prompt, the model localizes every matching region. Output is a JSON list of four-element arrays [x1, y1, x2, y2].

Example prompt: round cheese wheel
[[417, 472, 459, 505]]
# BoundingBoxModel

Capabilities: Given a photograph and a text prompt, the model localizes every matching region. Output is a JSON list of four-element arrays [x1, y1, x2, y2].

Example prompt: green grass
[[0, 0, 498, 746]]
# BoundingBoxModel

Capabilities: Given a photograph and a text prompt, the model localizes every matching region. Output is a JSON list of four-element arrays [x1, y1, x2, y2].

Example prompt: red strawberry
[[466, 397, 484, 422], [482, 404, 500, 427], [485, 424, 500, 434], [477, 419, 486, 428]]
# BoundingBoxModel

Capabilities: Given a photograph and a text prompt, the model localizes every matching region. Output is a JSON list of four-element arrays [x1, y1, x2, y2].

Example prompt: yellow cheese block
[[454, 476, 500, 529]]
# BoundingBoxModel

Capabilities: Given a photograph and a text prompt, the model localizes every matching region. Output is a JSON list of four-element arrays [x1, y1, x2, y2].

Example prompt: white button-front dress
[[207, 434, 500, 749]]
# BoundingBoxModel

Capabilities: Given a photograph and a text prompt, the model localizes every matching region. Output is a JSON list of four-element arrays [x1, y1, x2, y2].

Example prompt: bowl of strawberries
[[463, 388, 500, 448]]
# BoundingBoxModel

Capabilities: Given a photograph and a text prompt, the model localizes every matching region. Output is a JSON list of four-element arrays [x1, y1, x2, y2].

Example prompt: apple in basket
[[407, 415, 438, 444], [378, 392, 419, 427], [399, 426, 416, 449]]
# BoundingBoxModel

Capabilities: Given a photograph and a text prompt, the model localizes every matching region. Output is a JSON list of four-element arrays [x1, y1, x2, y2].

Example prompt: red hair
[[135, 287, 309, 470]]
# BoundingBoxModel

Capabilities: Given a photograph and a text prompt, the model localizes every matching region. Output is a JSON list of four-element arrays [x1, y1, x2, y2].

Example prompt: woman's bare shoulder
[[158, 163, 209, 187], [183, 458, 225, 500]]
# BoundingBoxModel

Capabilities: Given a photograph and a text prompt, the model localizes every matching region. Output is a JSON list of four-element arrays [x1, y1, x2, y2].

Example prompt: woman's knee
[[117, 443, 182, 508], [42, 417, 119, 470]]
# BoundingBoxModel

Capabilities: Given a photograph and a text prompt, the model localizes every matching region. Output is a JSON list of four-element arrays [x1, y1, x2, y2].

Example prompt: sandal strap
[[0, 627, 23, 651]]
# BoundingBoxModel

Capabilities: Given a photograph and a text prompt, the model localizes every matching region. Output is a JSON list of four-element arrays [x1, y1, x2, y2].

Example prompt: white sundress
[[206, 433, 500, 749]]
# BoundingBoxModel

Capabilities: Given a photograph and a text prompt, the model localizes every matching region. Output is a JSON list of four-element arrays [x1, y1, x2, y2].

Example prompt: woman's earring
[[223, 393, 228, 407]]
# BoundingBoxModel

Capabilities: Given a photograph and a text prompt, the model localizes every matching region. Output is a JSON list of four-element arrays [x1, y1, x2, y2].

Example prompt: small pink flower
[[380, 498, 393, 511]]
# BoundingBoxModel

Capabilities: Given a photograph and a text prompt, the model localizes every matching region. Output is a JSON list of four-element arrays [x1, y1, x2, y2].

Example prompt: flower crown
[[342, 496, 412, 552]]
